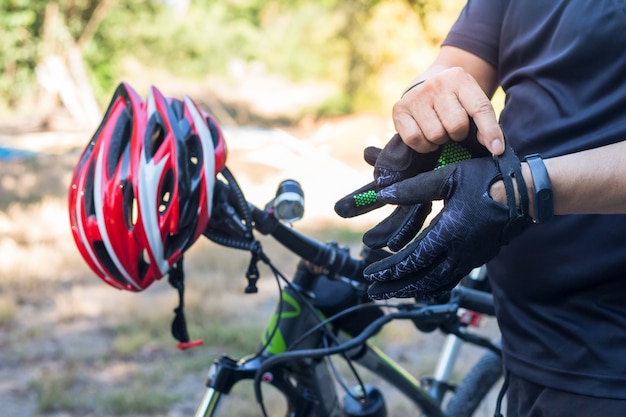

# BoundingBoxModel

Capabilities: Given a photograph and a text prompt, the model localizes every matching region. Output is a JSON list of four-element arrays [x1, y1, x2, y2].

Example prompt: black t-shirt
[[443, 0, 626, 398]]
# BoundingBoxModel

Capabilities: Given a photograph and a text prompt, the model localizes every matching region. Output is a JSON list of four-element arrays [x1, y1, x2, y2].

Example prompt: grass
[[112, 323, 170, 357], [31, 366, 84, 414], [0, 293, 17, 328], [31, 365, 182, 416], [99, 372, 182, 416]]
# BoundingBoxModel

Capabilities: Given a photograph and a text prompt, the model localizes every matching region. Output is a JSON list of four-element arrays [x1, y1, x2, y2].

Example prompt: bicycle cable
[[253, 259, 385, 416], [252, 303, 430, 416], [207, 168, 388, 415], [253, 299, 469, 381], [252, 259, 349, 417], [283, 300, 385, 404]]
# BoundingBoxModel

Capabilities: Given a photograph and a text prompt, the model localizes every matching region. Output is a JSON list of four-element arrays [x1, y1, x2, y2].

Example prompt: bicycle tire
[[444, 349, 503, 417]]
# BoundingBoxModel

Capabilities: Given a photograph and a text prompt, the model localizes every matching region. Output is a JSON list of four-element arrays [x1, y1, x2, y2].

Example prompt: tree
[[0, 0, 459, 122], [0, 0, 161, 124]]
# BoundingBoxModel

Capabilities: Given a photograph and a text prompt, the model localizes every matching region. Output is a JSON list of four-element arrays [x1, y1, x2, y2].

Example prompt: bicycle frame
[[194, 265, 449, 417], [426, 266, 491, 404], [194, 173, 501, 417]]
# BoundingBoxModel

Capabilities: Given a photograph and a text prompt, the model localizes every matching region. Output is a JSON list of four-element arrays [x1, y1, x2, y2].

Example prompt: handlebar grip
[[271, 221, 365, 280], [452, 286, 495, 316]]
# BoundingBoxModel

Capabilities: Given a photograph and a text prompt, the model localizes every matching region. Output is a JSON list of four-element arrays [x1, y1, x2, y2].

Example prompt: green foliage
[[82, 0, 165, 100], [0, 0, 464, 115], [0, 0, 163, 109], [0, 0, 44, 108], [253, 3, 343, 81], [133, 2, 262, 77]]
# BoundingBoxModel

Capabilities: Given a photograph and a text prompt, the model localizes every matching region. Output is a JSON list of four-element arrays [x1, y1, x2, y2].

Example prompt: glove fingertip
[[362, 232, 387, 250], [366, 282, 389, 300], [333, 199, 354, 218], [334, 188, 383, 218], [363, 146, 381, 166]]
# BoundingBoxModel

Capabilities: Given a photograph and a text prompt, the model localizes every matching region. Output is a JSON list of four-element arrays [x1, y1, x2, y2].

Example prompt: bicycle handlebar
[[250, 205, 367, 281], [208, 174, 495, 315], [207, 175, 367, 281], [251, 204, 496, 318], [449, 286, 495, 316]]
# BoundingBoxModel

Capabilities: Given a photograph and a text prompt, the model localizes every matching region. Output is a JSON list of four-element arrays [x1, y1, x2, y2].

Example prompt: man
[[367, 1, 626, 415]]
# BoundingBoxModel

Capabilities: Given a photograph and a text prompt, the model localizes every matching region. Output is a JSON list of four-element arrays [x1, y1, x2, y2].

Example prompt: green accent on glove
[[436, 142, 473, 170], [343, 142, 474, 215], [353, 189, 378, 207]]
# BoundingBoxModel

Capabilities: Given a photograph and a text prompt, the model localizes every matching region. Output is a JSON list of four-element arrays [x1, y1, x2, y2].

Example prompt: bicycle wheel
[[445, 349, 503, 417]]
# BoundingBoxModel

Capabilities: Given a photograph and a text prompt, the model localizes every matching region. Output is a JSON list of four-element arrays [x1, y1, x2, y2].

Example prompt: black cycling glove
[[333, 142, 432, 250], [335, 129, 489, 251], [335, 134, 436, 216], [365, 144, 532, 300]]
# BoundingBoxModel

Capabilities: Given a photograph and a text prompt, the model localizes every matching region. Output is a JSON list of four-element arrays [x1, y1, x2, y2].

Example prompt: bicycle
[[178, 166, 503, 417]]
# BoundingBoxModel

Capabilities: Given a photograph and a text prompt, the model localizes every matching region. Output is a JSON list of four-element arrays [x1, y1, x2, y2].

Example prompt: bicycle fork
[[425, 266, 490, 405], [194, 267, 341, 417]]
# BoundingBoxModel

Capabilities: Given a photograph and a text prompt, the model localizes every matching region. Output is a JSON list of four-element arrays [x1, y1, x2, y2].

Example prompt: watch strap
[[524, 153, 554, 223]]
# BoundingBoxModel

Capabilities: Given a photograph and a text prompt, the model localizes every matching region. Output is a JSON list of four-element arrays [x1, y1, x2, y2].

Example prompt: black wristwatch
[[524, 153, 554, 223]]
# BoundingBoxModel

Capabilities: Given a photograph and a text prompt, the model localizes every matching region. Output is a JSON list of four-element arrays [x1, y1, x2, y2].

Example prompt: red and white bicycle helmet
[[68, 82, 227, 291]]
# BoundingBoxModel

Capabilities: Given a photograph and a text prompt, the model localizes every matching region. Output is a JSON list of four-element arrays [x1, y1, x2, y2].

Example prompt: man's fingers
[[393, 69, 502, 154], [376, 166, 453, 205], [392, 108, 440, 153], [456, 78, 504, 155]]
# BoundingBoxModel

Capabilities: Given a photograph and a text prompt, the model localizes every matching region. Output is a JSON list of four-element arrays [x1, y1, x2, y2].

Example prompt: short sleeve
[[442, 0, 507, 68]]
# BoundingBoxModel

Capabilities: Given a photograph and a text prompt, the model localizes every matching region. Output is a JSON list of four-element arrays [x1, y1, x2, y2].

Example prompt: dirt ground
[[0, 92, 502, 416]]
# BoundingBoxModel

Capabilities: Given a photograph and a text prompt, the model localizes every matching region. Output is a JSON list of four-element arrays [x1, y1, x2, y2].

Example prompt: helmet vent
[[207, 118, 221, 147], [146, 113, 166, 158], [136, 249, 150, 285], [158, 169, 175, 215], [186, 134, 203, 181], [164, 231, 191, 260], [131, 199, 139, 225], [141, 249, 150, 266], [122, 182, 138, 228], [151, 125, 165, 156], [108, 109, 132, 178], [84, 161, 96, 216], [93, 241, 132, 287], [159, 192, 171, 214]]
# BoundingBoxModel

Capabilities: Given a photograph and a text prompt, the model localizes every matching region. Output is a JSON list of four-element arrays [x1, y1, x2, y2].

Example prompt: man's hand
[[364, 144, 532, 300], [335, 132, 489, 250], [394, 66, 504, 156]]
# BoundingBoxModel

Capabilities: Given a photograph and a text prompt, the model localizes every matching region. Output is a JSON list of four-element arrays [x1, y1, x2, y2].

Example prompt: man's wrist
[[489, 162, 535, 214], [524, 153, 554, 223], [520, 162, 534, 218]]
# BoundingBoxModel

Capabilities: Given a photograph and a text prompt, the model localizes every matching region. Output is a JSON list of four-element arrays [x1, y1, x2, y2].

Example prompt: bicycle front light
[[272, 179, 305, 223]]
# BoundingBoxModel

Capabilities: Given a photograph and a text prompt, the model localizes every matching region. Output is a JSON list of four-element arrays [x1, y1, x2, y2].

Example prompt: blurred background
[[0, 1, 502, 416]]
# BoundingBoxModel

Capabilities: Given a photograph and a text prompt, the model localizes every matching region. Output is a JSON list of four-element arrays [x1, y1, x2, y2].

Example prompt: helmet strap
[[168, 257, 204, 350]]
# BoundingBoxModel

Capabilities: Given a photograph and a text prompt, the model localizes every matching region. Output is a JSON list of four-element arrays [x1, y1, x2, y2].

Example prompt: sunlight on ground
[[0, 197, 86, 283]]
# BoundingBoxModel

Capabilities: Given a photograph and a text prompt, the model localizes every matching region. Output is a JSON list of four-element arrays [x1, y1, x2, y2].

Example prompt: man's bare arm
[[489, 141, 626, 217]]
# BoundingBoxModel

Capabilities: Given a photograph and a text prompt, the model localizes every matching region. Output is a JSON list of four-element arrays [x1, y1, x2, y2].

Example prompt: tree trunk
[[35, 2, 102, 128]]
